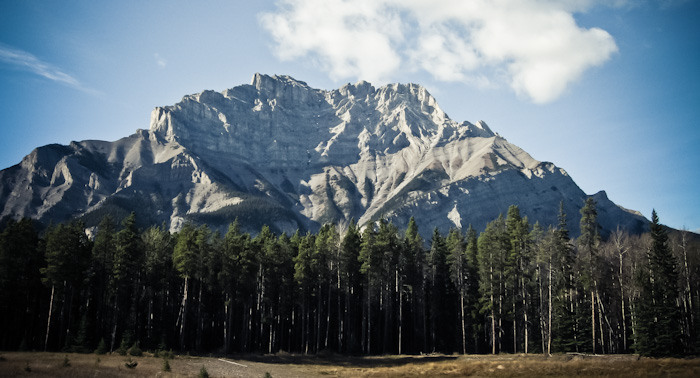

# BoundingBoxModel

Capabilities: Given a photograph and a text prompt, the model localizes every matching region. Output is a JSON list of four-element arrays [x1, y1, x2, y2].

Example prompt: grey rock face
[[0, 74, 647, 237]]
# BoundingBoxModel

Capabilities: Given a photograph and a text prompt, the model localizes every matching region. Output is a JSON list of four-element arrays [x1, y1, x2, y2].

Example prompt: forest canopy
[[0, 201, 698, 357]]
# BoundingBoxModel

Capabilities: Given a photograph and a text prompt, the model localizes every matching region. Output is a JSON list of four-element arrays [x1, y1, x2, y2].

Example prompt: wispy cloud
[[154, 53, 167, 68], [0, 43, 96, 94], [260, 0, 619, 103]]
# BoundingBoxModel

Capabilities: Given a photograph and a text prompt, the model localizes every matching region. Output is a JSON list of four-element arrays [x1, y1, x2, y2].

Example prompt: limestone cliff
[[0, 74, 647, 236]]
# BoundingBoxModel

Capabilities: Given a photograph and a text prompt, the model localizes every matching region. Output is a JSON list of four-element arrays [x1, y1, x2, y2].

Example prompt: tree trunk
[[44, 285, 55, 351], [490, 261, 496, 354], [538, 264, 546, 354], [619, 250, 627, 352], [547, 260, 552, 355], [513, 299, 517, 353], [338, 269, 343, 352], [197, 281, 203, 351], [179, 276, 189, 350], [399, 272, 404, 355], [460, 290, 466, 354], [591, 287, 596, 354], [368, 276, 372, 354], [325, 280, 331, 350], [224, 295, 230, 354], [316, 282, 322, 353], [523, 273, 529, 354]]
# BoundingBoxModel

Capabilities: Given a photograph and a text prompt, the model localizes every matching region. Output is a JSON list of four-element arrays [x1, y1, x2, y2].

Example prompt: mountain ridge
[[0, 73, 648, 237]]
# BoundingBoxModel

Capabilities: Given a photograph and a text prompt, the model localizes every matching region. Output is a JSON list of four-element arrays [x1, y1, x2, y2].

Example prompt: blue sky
[[0, 0, 698, 232]]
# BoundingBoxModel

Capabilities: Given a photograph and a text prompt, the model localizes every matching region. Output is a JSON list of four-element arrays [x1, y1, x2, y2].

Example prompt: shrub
[[117, 339, 129, 356], [127, 342, 143, 356], [156, 348, 174, 359], [62, 355, 71, 367], [162, 358, 171, 372], [198, 366, 210, 378], [95, 338, 108, 355]]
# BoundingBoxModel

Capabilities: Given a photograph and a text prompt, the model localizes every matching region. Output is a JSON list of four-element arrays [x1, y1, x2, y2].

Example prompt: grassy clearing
[[0, 352, 698, 378], [324, 354, 700, 378]]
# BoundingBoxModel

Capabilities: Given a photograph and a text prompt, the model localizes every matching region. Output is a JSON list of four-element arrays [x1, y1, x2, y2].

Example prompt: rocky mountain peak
[[1, 74, 649, 238]]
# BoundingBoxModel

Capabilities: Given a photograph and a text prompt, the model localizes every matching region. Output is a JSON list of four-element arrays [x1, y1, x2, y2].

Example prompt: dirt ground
[[1, 351, 699, 378]]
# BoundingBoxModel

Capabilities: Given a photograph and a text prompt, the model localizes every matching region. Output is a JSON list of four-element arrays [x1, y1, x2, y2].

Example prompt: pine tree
[[579, 197, 601, 353], [358, 223, 379, 354], [634, 210, 681, 356], [447, 228, 467, 354], [464, 225, 482, 353], [41, 220, 92, 351], [551, 203, 576, 353], [173, 223, 198, 350], [429, 228, 454, 353], [505, 205, 532, 353], [141, 224, 174, 349], [478, 216, 507, 354], [403, 217, 427, 354], [112, 213, 143, 350], [294, 232, 316, 354], [340, 220, 362, 353], [0, 218, 42, 350]]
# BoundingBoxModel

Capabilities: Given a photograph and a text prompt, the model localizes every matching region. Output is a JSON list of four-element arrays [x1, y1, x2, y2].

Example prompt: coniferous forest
[[0, 199, 698, 357]]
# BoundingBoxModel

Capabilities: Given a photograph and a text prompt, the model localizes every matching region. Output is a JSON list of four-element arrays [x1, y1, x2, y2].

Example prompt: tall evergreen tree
[[403, 217, 427, 354], [478, 215, 511, 354], [464, 225, 482, 353], [112, 213, 143, 349], [141, 223, 174, 349], [447, 228, 468, 354], [90, 216, 116, 347], [551, 203, 576, 353], [634, 210, 682, 356], [429, 228, 455, 353], [173, 223, 199, 350], [358, 223, 379, 354], [340, 220, 363, 353], [579, 197, 601, 353], [41, 220, 92, 351], [0, 218, 42, 350]]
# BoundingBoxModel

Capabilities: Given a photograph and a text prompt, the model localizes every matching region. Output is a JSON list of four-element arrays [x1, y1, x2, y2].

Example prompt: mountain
[[0, 73, 647, 237]]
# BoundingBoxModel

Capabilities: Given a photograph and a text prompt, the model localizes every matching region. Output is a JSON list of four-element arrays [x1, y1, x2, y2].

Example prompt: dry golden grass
[[324, 354, 700, 378], [0, 352, 198, 377], [1, 352, 699, 378]]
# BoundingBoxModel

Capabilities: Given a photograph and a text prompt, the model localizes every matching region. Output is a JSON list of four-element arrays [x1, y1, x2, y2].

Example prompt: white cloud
[[260, 0, 404, 84], [0, 43, 95, 93], [154, 53, 167, 68], [259, 0, 618, 103]]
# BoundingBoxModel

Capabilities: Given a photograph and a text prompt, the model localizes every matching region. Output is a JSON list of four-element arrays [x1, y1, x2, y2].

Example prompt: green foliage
[[162, 357, 171, 372], [634, 210, 682, 356], [62, 355, 70, 367], [117, 338, 129, 356], [1, 203, 696, 358], [173, 223, 199, 279], [198, 366, 210, 378], [127, 341, 143, 356]]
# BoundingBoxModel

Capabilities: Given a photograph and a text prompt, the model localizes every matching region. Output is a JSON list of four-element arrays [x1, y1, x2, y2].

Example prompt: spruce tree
[[635, 210, 681, 356], [340, 220, 362, 353], [429, 228, 455, 353], [578, 197, 601, 353]]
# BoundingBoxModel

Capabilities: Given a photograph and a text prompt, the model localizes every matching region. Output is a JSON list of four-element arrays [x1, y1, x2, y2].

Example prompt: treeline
[[0, 199, 698, 357]]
